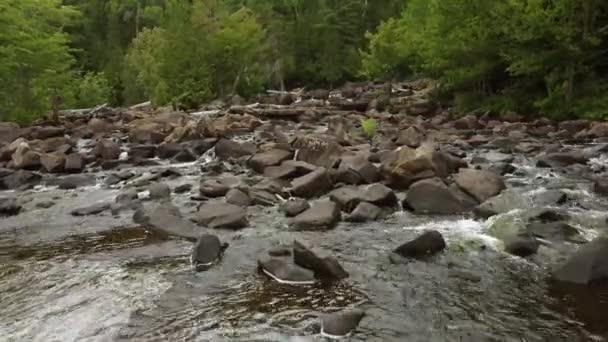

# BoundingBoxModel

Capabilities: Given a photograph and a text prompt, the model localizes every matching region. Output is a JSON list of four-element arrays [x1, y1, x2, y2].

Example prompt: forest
[[1, 0, 608, 123]]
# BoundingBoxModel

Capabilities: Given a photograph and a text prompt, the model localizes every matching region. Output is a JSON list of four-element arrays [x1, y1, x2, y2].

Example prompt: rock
[[474, 190, 529, 218], [526, 222, 580, 242], [0, 122, 21, 143], [291, 201, 341, 230], [280, 198, 310, 217], [186, 138, 217, 156], [321, 309, 365, 339], [197, 202, 248, 229], [248, 149, 293, 173], [40, 152, 66, 173], [538, 152, 588, 168], [249, 188, 278, 206], [35, 200, 55, 209], [504, 236, 540, 257], [396, 126, 424, 147], [291, 167, 333, 198], [559, 120, 590, 134], [453, 115, 479, 130], [129, 145, 157, 159], [553, 237, 608, 284], [364, 183, 398, 207], [0, 170, 41, 190], [70, 202, 111, 216], [129, 125, 166, 144], [0, 138, 26, 161], [200, 179, 231, 197], [500, 111, 524, 123], [64, 153, 84, 173], [293, 240, 348, 280], [95, 139, 121, 160], [38, 136, 72, 153], [88, 118, 113, 134], [393, 230, 446, 259], [269, 247, 291, 257], [588, 122, 608, 138], [54, 175, 96, 189], [0, 197, 21, 217], [329, 186, 366, 213], [174, 183, 192, 194], [215, 138, 257, 160], [335, 154, 380, 184], [173, 148, 196, 162], [264, 160, 316, 179], [594, 179, 608, 196], [134, 205, 199, 241], [31, 126, 64, 140], [346, 202, 381, 222], [405, 178, 476, 214], [157, 143, 183, 159], [455, 168, 506, 203], [258, 257, 315, 285], [191, 234, 227, 271], [292, 135, 343, 168], [148, 182, 171, 200], [12, 144, 40, 170], [225, 188, 251, 206]]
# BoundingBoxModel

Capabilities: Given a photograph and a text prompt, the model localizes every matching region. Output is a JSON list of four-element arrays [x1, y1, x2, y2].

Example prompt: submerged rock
[[134, 205, 199, 241], [0, 197, 21, 217], [346, 202, 381, 222], [393, 230, 446, 259], [70, 202, 111, 216], [291, 201, 341, 230], [321, 309, 365, 339], [504, 236, 540, 257], [280, 198, 310, 217], [191, 234, 228, 271], [258, 257, 315, 285], [293, 240, 348, 280], [553, 237, 608, 284]]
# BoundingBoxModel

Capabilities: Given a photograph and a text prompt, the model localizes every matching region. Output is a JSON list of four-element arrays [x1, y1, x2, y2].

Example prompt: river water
[[1, 141, 608, 342]]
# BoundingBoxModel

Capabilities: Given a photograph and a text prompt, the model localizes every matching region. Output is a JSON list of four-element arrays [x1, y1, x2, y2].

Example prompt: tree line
[[2, 0, 607, 123]]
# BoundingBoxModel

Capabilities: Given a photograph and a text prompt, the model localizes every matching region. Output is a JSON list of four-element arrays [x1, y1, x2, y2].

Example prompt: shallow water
[[1, 143, 608, 341]]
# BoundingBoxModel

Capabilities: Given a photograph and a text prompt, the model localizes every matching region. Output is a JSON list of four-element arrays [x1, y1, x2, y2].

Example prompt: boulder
[[293, 240, 348, 280], [292, 135, 343, 168], [291, 201, 341, 230], [364, 183, 398, 207], [396, 126, 424, 147], [148, 182, 171, 200], [321, 309, 365, 339], [0, 170, 41, 190], [0, 138, 26, 161], [504, 236, 540, 257], [40, 152, 66, 173], [587, 122, 608, 138], [0, 197, 21, 217], [405, 178, 477, 214], [88, 118, 113, 134], [553, 237, 608, 284], [248, 149, 293, 173], [31, 126, 64, 140], [393, 230, 446, 259], [225, 188, 251, 206], [537, 152, 588, 168], [11, 144, 40, 170], [54, 175, 96, 189], [197, 202, 248, 229], [95, 139, 121, 160], [191, 234, 228, 271], [174, 183, 193, 194], [455, 168, 506, 203], [346, 202, 381, 222], [526, 222, 580, 242], [264, 160, 316, 179], [215, 138, 257, 160], [156, 143, 183, 159], [558, 120, 590, 134], [200, 179, 231, 197], [594, 179, 608, 196], [291, 167, 333, 198], [130, 145, 157, 159], [249, 188, 278, 206], [279, 198, 310, 217], [258, 257, 315, 285], [453, 115, 480, 130], [70, 202, 111, 216], [64, 153, 84, 173], [474, 190, 529, 218], [0, 122, 21, 143], [335, 154, 380, 184], [134, 205, 199, 241], [329, 186, 366, 213], [173, 148, 196, 162], [38, 136, 72, 153], [129, 124, 166, 144]]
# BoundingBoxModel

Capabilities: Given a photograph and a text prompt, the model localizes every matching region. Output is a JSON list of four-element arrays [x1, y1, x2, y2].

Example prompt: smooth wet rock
[[335, 154, 380, 184], [293, 240, 348, 280], [197, 202, 248, 229], [346, 202, 381, 222], [396, 126, 424, 147], [474, 190, 529, 218], [455, 168, 506, 203], [71, 202, 111, 216], [88, 118, 113, 134], [191, 234, 227, 271], [329, 186, 366, 213], [292, 135, 343, 169], [292, 201, 341, 230], [249, 188, 278, 206], [504, 236, 540, 257], [12, 144, 40, 170], [393, 230, 446, 259], [405, 178, 476, 214], [134, 205, 199, 241], [148, 182, 171, 200], [321, 309, 365, 338], [537, 152, 588, 168], [0, 197, 21, 217], [54, 175, 96, 189], [291, 167, 333, 198], [364, 183, 398, 207], [258, 257, 315, 284], [215, 138, 257, 160], [95, 139, 121, 160], [264, 160, 317, 179], [199, 178, 234, 197], [173, 148, 196, 162], [280, 198, 310, 217], [64, 153, 84, 173], [553, 237, 608, 284], [0, 122, 21, 144], [129, 144, 157, 159], [157, 143, 183, 159], [225, 188, 251, 206], [0, 170, 40, 190], [40, 152, 66, 173], [248, 149, 293, 173], [31, 126, 64, 140]]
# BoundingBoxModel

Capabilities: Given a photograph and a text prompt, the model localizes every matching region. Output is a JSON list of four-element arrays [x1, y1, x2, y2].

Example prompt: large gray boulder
[[455, 168, 506, 203], [393, 230, 446, 259], [405, 178, 477, 214], [134, 205, 199, 241], [197, 202, 248, 229], [215, 138, 257, 160], [293, 240, 348, 280], [248, 149, 292, 173], [321, 309, 365, 339], [291, 201, 341, 230], [553, 237, 608, 284], [258, 257, 315, 285], [191, 234, 228, 271], [291, 167, 333, 198]]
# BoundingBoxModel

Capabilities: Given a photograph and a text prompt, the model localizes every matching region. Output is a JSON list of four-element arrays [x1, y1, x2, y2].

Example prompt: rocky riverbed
[[1, 80, 608, 341]]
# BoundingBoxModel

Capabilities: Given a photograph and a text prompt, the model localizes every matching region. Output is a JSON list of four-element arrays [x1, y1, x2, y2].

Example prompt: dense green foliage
[[2, 0, 608, 121], [363, 0, 608, 119]]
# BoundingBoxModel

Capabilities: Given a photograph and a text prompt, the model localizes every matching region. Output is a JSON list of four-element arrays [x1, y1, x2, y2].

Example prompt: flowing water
[[1, 143, 608, 341]]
